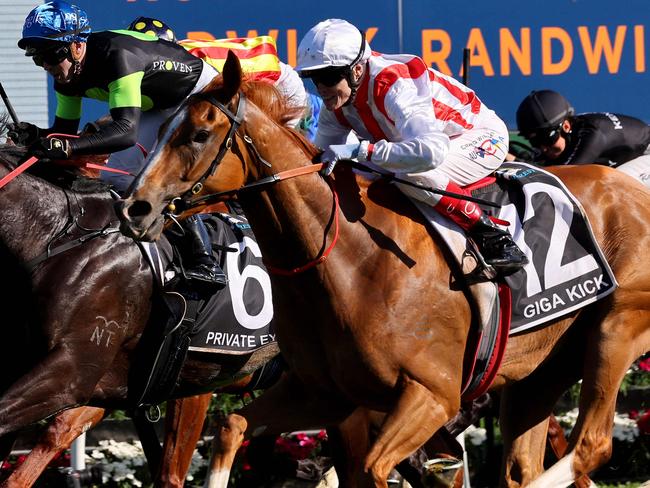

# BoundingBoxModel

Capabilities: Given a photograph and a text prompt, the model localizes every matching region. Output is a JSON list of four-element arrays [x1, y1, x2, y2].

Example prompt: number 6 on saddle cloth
[[130, 209, 278, 406]]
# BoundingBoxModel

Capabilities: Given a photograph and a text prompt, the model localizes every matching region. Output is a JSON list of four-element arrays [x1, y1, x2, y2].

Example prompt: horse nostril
[[127, 200, 153, 218]]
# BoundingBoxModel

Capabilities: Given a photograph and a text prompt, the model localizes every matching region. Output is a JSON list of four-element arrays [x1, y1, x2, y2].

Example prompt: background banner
[[33, 0, 648, 130]]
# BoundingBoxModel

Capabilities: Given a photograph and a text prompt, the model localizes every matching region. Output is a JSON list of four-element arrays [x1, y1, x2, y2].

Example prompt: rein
[[0, 134, 132, 191], [167, 92, 340, 275], [265, 177, 340, 276]]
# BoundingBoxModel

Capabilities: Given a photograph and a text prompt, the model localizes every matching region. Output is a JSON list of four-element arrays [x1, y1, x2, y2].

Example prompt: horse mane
[[197, 76, 321, 162], [0, 113, 9, 137]]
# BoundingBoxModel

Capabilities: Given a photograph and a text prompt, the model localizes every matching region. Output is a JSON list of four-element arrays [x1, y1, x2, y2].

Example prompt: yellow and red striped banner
[[180, 36, 282, 83]]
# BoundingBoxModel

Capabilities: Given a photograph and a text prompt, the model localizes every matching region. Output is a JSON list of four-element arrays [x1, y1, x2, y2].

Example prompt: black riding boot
[[182, 215, 228, 287], [469, 214, 529, 275]]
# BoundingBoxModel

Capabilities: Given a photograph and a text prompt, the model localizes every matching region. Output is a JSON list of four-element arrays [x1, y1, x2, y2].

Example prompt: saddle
[[405, 162, 617, 401]]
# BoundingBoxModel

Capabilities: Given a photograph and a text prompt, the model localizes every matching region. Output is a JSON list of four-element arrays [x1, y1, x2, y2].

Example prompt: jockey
[[12, 1, 226, 288], [516, 89, 650, 167], [295, 19, 528, 275]]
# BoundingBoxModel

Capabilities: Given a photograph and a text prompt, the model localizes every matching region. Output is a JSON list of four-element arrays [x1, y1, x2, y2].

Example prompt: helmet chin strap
[[344, 63, 365, 106], [343, 29, 367, 106], [69, 43, 84, 77]]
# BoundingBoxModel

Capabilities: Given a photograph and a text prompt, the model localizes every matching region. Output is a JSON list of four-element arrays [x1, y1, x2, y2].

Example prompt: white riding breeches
[[101, 60, 219, 192], [616, 152, 650, 188], [394, 115, 509, 206]]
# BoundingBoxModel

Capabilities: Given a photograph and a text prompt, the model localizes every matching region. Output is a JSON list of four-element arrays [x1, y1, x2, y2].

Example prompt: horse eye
[[193, 130, 210, 144]]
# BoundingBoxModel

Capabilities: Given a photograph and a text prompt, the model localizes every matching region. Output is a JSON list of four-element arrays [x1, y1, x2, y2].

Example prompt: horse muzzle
[[115, 198, 165, 242]]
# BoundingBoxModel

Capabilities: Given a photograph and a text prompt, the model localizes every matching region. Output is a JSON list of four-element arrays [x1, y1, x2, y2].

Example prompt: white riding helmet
[[295, 19, 371, 73]]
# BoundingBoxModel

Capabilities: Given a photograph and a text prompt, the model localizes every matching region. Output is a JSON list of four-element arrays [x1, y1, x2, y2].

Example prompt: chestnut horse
[[117, 52, 650, 487]]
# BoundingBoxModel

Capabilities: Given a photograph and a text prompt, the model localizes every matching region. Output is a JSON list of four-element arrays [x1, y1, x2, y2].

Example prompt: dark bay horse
[[0, 144, 281, 488], [117, 52, 650, 487]]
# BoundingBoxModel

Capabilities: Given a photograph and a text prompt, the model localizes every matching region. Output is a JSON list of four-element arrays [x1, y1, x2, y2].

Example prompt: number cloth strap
[[180, 36, 282, 83]]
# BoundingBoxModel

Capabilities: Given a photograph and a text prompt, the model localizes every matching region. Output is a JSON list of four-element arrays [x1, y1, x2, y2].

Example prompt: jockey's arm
[[64, 71, 144, 156], [369, 80, 449, 173], [68, 106, 141, 155]]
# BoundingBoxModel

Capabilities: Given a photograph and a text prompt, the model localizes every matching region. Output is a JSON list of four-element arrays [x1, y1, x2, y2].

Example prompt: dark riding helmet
[[127, 17, 177, 43], [516, 90, 575, 137]]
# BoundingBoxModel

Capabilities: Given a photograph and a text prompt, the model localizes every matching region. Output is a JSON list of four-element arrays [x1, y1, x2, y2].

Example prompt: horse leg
[[156, 393, 212, 488], [0, 339, 124, 438], [0, 406, 105, 488], [364, 374, 457, 488], [498, 319, 589, 487], [203, 370, 354, 488], [546, 415, 595, 488], [327, 408, 374, 488], [527, 311, 650, 488]]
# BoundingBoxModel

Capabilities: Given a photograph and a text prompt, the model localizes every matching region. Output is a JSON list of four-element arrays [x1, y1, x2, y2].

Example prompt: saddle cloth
[[139, 211, 277, 355], [474, 162, 618, 333], [130, 210, 279, 405]]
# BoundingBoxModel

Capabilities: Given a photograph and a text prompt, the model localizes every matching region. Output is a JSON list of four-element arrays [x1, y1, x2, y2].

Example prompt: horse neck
[[238, 110, 349, 270], [0, 165, 78, 262]]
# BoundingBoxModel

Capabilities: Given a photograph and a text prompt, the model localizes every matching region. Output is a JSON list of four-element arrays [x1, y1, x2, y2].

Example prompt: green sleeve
[[55, 91, 82, 120], [107, 71, 145, 109]]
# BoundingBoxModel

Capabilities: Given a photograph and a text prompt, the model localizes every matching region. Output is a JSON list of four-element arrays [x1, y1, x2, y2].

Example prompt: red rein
[[264, 174, 340, 276]]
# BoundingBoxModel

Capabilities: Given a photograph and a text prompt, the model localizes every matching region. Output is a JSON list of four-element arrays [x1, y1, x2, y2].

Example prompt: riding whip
[[0, 81, 19, 125], [349, 161, 501, 208]]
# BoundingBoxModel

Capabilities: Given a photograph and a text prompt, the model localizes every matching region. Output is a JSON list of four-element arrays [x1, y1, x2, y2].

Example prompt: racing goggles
[[29, 45, 70, 67], [303, 67, 349, 87], [527, 125, 563, 148]]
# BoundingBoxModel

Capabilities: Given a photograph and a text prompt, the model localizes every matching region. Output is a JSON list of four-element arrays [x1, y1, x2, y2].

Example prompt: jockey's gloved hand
[[7, 122, 41, 146], [320, 143, 361, 176], [29, 137, 71, 160]]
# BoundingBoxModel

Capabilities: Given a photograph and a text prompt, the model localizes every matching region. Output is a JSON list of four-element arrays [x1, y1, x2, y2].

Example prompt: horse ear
[[219, 50, 242, 102]]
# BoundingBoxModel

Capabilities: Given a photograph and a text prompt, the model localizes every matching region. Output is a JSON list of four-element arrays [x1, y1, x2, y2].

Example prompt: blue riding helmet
[[18, 1, 91, 50]]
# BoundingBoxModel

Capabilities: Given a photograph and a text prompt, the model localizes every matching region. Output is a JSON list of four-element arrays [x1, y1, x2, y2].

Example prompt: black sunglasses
[[303, 67, 349, 87], [30, 46, 70, 67], [527, 125, 563, 147]]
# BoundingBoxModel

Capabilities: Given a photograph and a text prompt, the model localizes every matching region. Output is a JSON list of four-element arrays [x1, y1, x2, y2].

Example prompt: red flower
[[276, 432, 322, 460], [638, 357, 650, 372], [637, 410, 650, 435]]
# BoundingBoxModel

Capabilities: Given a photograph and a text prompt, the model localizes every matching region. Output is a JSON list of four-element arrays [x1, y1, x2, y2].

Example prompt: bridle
[[164, 90, 340, 276], [175, 92, 247, 204]]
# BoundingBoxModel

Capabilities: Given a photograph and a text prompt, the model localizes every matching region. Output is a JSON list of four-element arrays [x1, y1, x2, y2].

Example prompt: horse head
[[118, 51, 256, 241]]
